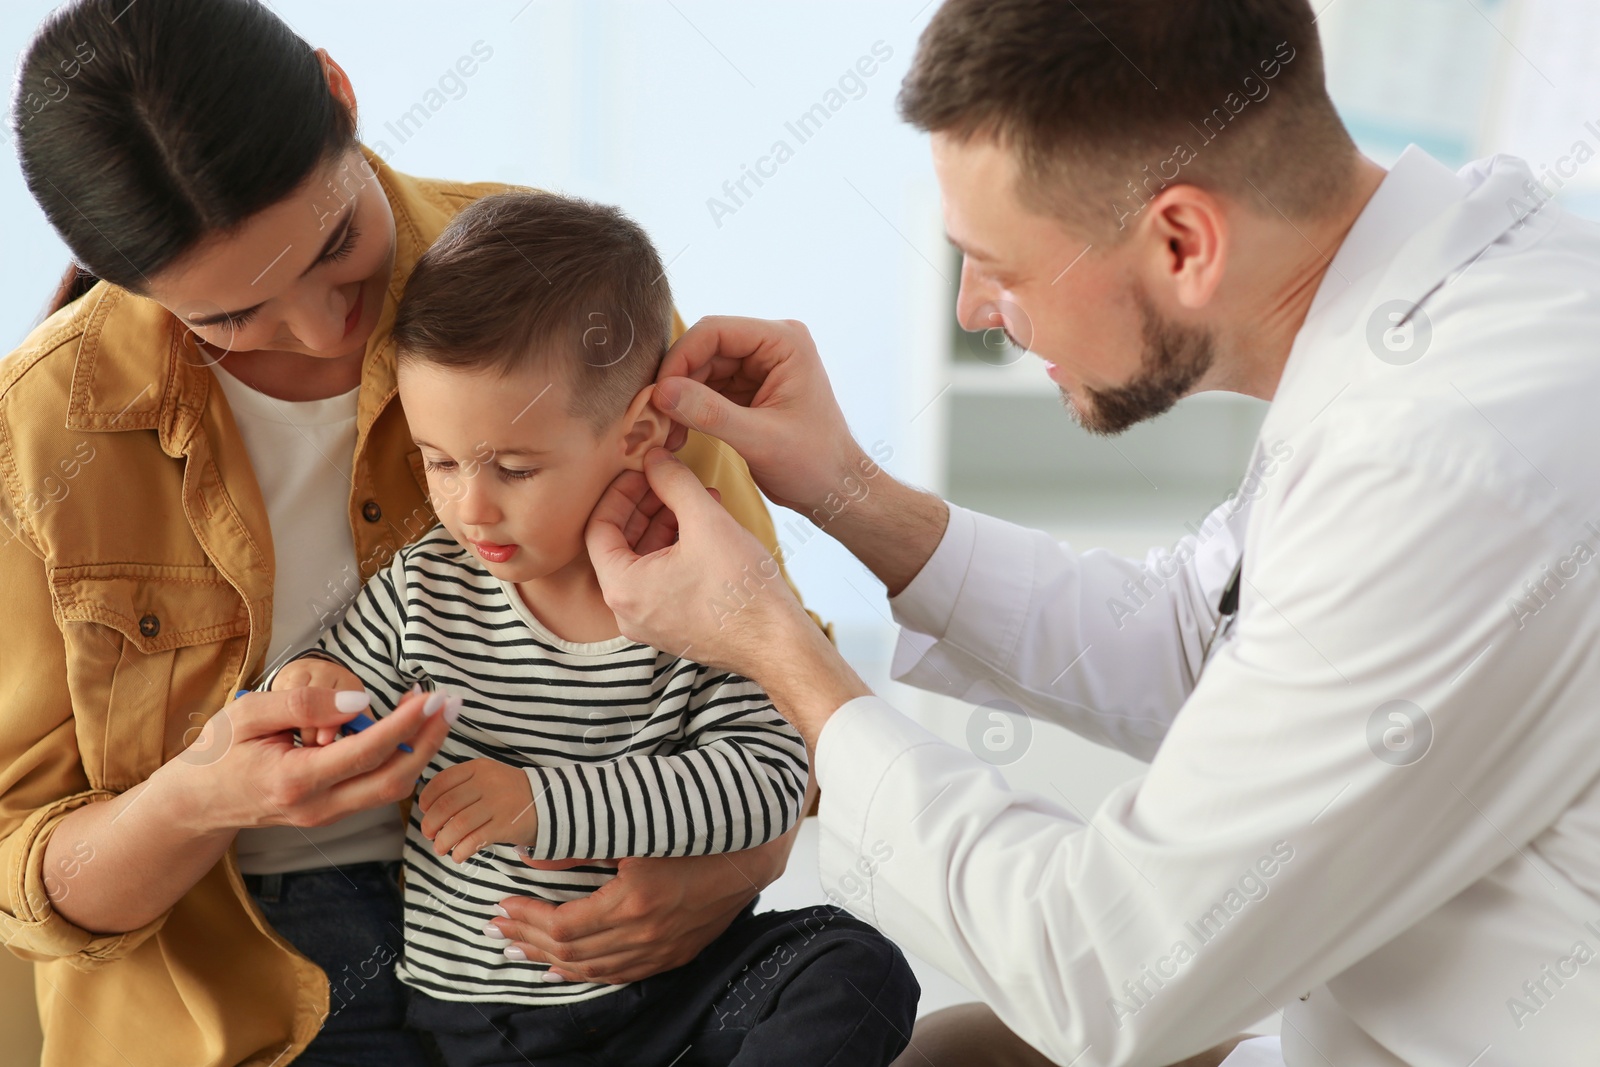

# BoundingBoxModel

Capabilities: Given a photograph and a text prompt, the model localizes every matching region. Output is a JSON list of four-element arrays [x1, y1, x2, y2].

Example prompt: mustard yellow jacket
[[0, 147, 815, 1067]]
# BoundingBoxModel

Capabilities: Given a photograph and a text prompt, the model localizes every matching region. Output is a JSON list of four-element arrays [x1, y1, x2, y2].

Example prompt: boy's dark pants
[[408, 901, 921, 1067]]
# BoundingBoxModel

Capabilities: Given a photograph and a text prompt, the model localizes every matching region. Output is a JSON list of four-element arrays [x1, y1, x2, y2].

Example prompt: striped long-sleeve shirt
[[274, 524, 808, 1006]]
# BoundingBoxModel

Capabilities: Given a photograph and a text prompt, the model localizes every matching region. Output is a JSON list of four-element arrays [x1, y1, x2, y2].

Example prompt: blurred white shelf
[[948, 360, 1258, 404], [947, 360, 1056, 396]]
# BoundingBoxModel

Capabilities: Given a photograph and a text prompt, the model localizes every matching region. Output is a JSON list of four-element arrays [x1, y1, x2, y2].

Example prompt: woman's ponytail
[[45, 264, 98, 318]]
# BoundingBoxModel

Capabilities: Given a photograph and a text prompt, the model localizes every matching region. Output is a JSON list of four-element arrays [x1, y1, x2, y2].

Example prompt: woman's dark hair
[[13, 0, 357, 316]]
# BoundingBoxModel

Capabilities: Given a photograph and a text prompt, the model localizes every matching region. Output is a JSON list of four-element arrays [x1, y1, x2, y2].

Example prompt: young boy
[[266, 191, 918, 1066]]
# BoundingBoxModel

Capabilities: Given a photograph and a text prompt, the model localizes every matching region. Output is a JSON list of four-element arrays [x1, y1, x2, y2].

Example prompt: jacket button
[[362, 500, 383, 523], [138, 613, 160, 638]]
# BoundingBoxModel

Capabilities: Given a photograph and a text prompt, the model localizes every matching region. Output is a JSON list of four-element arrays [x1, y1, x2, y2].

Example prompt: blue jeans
[[245, 860, 444, 1067]]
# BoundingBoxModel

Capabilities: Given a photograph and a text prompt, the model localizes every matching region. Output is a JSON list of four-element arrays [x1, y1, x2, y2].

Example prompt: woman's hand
[[487, 835, 794, 984], [269, 655, 369, 747], [157, 685, 453, 835], [49, 685, 455, 936]]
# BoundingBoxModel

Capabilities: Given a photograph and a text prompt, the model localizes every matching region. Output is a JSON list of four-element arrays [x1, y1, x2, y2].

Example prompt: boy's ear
[[618, 384, 671, 469], [315, 49, 359, 122]]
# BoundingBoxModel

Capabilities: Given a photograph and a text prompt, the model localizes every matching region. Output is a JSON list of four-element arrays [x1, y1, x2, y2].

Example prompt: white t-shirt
[[211, 361, 406, 875]]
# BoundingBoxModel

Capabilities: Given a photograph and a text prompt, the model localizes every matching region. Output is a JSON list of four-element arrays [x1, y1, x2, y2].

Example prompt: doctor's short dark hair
[[392, 191, 673, 431], [899, 0, 1356, 238]]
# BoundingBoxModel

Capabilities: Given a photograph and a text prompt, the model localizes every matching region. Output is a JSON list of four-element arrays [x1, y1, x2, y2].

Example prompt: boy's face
[[397, 358, 663, 583]]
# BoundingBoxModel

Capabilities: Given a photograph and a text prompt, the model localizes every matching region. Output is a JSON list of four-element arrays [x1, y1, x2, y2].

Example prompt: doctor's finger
[[652, 376, 762, 451], [585, 472, 654, 578], [638, 448, 726, 527], [624, 485, 719, 555], [625, 490, 677, 555], [657, 314, 790, 388]]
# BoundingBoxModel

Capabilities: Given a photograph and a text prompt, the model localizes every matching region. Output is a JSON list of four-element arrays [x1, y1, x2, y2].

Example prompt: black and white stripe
[[280, 524, 807, 1006]]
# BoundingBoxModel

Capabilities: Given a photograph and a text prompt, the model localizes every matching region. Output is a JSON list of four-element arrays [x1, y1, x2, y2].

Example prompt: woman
[[0, 2, 818, 1065]]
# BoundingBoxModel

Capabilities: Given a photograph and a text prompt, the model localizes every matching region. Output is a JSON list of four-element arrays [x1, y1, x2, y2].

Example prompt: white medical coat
[[814, 147, 1600, 1066]]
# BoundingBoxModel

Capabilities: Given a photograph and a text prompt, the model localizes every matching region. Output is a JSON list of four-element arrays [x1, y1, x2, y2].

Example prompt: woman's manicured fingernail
[[492, 904, 509, 918], [503, 946, 528, 961], [334, 690, 371, 713], [410, 682, 423, 695], [423, 692, 446, 717], [443, 695, 464, 725], [539, 970, 565, 982], [482, 924, 508, 940]]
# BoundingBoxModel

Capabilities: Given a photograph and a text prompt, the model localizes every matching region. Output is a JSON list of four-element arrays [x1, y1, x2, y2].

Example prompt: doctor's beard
[[1059, 287, 1216, 436]]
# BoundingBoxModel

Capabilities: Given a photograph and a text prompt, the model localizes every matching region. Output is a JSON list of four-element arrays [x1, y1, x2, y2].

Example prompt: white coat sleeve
[[889, 499, 1246, 760]]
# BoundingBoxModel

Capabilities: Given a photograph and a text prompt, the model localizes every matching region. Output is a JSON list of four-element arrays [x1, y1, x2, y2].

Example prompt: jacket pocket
[[48, 563, 251, 791]]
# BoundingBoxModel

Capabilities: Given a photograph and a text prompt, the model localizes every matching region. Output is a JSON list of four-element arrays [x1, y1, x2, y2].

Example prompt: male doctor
[[577, 1, 1600, 1064]]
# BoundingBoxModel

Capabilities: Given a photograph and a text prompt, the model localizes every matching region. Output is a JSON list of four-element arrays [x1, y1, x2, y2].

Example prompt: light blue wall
[[0, 1, 948, 636], [3, 0, 1595, 635]]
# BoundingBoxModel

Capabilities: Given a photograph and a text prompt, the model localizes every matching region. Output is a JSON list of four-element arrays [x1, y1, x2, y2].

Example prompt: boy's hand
[[418, 759, 539, 863], [270, 656, 369, 748]]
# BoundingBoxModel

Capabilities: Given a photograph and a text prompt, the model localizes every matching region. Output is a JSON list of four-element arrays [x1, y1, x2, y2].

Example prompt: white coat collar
[[1264, 147, 1552, 431]]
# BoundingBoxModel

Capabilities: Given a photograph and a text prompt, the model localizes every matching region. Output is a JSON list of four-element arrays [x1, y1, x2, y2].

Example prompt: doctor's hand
[[655, 315, 949, 599], [654, 316, 876, 518], [588, 447, 809, 676], [586, 447, 869, 747]]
